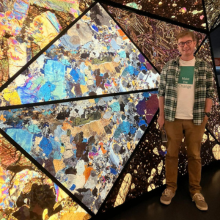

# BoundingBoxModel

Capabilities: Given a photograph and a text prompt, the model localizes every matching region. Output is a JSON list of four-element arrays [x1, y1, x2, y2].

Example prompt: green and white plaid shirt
[[158, 56, 215, 125]]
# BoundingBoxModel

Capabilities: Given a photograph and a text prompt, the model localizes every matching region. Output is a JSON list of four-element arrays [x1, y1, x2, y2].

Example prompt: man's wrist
[[204, 112, 211, 118]]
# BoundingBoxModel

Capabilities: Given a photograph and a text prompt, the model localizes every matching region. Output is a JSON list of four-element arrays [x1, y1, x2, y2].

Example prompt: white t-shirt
[[175, 57, 195, 119]]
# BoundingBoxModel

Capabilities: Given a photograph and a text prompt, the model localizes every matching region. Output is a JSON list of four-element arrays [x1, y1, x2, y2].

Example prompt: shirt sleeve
[[158, 63, 168, 97], [205, 63, 215, 100]]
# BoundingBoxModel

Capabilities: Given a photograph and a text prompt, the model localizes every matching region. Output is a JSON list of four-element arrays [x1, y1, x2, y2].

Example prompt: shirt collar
[[174, 55, 200, 66]]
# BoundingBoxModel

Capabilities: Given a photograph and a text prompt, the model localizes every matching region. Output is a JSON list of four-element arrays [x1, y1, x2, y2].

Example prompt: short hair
[[176, 30, 197, 43]]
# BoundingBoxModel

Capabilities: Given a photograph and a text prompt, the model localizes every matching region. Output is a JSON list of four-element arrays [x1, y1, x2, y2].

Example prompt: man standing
[[157, 30, 214, 211]]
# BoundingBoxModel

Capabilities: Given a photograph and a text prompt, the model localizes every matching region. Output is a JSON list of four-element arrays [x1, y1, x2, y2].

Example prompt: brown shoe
[[160, 188, 175, 205], [192, 193, 208, 211]]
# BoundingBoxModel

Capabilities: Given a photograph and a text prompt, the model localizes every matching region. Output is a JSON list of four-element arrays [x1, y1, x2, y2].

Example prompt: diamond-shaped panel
[[0, 91, 158, 213]]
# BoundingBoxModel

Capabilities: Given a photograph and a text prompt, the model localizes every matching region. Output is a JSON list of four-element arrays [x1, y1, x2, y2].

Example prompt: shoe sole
[[160, 198, 171, 205], [195, 203, 208, 211]]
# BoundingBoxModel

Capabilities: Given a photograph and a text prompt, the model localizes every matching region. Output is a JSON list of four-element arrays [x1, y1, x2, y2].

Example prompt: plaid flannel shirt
[[158, 56, 215, 125]]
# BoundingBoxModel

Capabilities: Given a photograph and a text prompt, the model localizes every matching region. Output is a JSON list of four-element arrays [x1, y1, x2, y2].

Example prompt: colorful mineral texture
[[0, 91, 158, 213], [0, 3, 159, 107], [0, 134, 90, 220], [110, 0, 206, 29], [0, 0, 93, 86], [103, 5, 206, 72]]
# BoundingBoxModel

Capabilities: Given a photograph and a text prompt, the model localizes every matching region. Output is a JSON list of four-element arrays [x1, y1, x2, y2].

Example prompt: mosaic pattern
[[196, 38, 213, 65], [0, 0, 219, 218], [196, 39, 220, 142], [0, 0, 93, 87], [101, 117, 164, 211], [195, 38, 219, 99], [204, 0, 220, 30], [101, 116, 219, 212], [212, 142, 220, 160], [0, 3, 159, 107], [0, 91, 158, 213], [0, 134, 91, 220], [207, 102, 220, 142], [103, 5, 206, 72], [178, 130, 218, 174], [110, 0, 206, 29], [212, 16, 220, 30]]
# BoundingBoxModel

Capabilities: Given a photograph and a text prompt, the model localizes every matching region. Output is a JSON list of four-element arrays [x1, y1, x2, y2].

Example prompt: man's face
[[177, 35, 197, 57]]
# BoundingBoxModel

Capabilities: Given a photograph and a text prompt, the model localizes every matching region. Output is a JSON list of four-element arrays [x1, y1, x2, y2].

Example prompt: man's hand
[[157, 115, 165, 130]]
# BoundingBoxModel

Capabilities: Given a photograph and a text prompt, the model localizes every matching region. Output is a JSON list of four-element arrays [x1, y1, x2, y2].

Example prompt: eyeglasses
[[178, 40, 193, 47]]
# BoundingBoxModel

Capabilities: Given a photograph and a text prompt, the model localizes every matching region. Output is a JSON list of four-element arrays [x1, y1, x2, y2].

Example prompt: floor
[[94, 160, 220, 220]]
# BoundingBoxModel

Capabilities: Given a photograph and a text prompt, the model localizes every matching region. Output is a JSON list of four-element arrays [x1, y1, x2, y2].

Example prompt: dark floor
[[94, 160, 220, 220]]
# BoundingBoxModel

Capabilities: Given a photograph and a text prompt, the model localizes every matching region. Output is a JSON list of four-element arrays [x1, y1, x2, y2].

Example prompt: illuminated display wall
[[0, 0, 93, 87], [0, 134, 91, 219], [0, 4, 159, 107], [204, 0, 220, 29], [103, 5, 206, 72], [0, 0, 220, 219], [109, 0, 206, 29]]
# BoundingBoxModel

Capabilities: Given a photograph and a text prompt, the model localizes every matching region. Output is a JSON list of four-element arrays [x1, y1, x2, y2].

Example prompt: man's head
[[176, 31, 197, 59]]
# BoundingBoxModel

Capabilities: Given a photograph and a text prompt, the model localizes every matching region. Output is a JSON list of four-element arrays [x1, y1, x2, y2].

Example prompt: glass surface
[[204, 0, 220, 30], [213, 17, 220, 30], [0, 134, 91, 220], [1, 0, 220, 216], [0, 0, 93, 87], [0, 91, 158, 213], [0, 3, 159, 107], [104, 5, 206, 72], [110, 0, 206, 29]]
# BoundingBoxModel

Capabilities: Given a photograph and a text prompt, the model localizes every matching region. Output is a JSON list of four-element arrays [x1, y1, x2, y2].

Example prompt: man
[[157, 30, 214, 211]]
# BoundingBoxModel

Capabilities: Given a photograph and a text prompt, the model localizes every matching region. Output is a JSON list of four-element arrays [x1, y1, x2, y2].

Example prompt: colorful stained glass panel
[[0, 0, 93, 87], [0, 3, 159, 107], [109, 0, 206, 29], [0, 134, 91, 220], [103, 5, 206, 72], [0, 91, 158, 213]]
